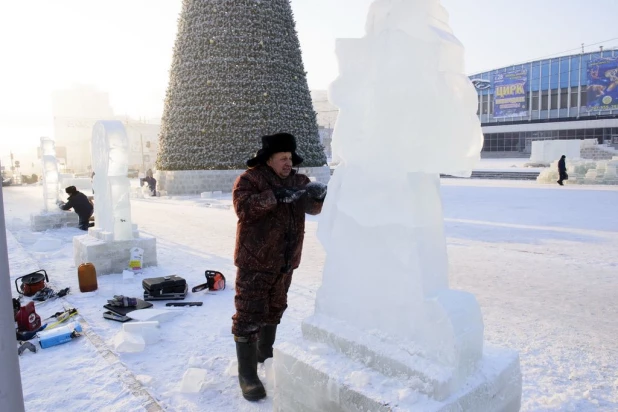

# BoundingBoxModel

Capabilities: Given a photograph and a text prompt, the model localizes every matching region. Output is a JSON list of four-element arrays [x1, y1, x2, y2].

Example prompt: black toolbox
[[142, 275, 187, 298]]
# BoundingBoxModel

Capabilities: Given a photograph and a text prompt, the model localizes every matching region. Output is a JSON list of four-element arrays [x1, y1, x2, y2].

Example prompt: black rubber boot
[[257, 324, 277, 363], [235, 337, 266, 401]]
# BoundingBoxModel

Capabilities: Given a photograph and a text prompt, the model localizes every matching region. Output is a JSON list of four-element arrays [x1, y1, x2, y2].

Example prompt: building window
[[550, 90, 559, 110], [560, 90, 569, 109], [550, 59, 560, 89], [541, 61, 550, 90], [541, 91, 549, 111], [532, 91, 540, 110], [570, 88, 579, 107], [570, 57, 580, 87], [560, 58, 570, 88], [580, 90, 588, 107]]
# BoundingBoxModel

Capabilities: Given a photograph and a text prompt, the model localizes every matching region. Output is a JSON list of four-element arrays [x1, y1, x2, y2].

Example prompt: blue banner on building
[[587, 57, 618, 112], [493, 70, 528, 118]]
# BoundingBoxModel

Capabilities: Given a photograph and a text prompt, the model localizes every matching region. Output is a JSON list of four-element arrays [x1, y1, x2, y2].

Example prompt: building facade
[[470, 50, 618, 156], [52, 85, 160, 175], [52, 85, 115, 173]]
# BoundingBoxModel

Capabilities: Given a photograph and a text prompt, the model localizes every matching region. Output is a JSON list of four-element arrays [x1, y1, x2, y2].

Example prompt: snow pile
[[31, 237, 63, 253], [530, 139, 582, 164], [537, 156, 618, 185]]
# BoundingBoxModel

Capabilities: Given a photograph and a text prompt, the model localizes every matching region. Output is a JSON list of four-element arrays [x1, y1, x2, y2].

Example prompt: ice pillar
[[40, 137, 61, 212], [91, 121, 133, 241]]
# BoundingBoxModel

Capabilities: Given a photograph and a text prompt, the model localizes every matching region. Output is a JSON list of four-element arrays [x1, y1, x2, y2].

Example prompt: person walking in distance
[[231, 133, 327, 401], [557, 155, 567, 186]]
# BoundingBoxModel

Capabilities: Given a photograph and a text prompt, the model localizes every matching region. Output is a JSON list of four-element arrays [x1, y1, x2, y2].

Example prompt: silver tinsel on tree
[[156, 0, 327, 170]]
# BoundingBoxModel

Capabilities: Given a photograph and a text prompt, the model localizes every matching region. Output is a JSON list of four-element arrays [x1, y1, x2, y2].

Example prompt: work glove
[[273, 187, 306, 204], [107, 295, 138, 307], [304, 182, 327, 201]]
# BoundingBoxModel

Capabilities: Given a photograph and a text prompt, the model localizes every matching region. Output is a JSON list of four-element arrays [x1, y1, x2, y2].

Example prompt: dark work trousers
[[232, 268, 293, 342]]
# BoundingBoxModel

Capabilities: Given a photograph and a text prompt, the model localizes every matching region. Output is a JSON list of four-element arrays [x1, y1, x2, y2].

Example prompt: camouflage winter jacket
[[233, 165, 323, 274]]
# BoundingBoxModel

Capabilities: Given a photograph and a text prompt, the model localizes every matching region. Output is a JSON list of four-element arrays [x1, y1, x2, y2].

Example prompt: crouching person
[[140, 169, 157, 196], [58, 186, 94, 230], [231, 133, 328, 401]]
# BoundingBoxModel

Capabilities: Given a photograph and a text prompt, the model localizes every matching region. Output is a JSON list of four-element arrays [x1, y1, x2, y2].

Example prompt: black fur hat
[[246, 133, 304, 168], [65, 186, 77, 195]]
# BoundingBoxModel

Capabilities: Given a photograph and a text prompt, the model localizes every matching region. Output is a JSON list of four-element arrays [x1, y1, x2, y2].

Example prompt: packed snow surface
[[4, 180, 618, 411]]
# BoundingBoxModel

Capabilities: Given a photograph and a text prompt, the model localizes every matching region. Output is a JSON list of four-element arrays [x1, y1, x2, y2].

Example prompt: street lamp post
[[0, 161, 26, 412], [140, 133, 146, 173]]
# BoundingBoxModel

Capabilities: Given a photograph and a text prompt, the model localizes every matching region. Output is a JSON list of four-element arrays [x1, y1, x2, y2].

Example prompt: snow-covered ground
[[332, 158, 545, 173], [474, 157, 544, 173], [4, 179, 618, 412]]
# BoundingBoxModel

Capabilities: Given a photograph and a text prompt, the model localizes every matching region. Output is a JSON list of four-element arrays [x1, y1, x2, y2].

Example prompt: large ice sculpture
[[314, 0, 484, 380], [91, 121, 133, 241], [274, 1, 521, 411], [40, 137, 62, 212]]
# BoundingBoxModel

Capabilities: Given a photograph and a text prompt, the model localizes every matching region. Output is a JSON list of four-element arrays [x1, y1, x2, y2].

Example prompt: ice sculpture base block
[[301, 315, 460, 400], [73, 231, 157, 275], [273, 340, 521, 412], [30, 212, 80, 232]]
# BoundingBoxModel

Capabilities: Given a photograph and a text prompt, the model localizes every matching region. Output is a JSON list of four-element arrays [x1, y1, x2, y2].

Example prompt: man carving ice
[[58, 186, 94, 231], [231, 133, 326, 401]]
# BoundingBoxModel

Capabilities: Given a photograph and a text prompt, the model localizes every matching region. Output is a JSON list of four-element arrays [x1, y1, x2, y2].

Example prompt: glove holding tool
[[273, 187, 306, 204]]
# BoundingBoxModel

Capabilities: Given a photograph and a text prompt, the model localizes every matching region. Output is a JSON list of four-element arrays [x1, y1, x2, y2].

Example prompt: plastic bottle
[[78, 263, 98, 292]]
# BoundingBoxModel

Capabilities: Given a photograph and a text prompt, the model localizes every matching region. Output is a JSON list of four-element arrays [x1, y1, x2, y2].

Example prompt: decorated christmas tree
[[156, 0, 326, 170]]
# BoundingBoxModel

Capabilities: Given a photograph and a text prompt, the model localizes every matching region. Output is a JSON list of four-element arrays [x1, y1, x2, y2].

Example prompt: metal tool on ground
[[143, 275, 188, 301], [192, 270, 226, 293], [31, 286, 70, 302], [44, 308, 79, 329], [103, 298, 153, 316], [16, 327, 45, 341], [14, 270, 49, 297], [103, 311, 132, 323], [17, 341, 37, 356], [15, 301, 41, 332], [165, 302, 203, 307]]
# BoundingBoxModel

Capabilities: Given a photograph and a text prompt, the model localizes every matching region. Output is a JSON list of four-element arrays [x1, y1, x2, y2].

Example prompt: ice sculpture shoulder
[[329, 0, 483, 176]]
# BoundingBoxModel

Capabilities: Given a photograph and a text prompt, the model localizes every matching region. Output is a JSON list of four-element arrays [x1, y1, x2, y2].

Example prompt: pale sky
[[1, 0, 617, 156]]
